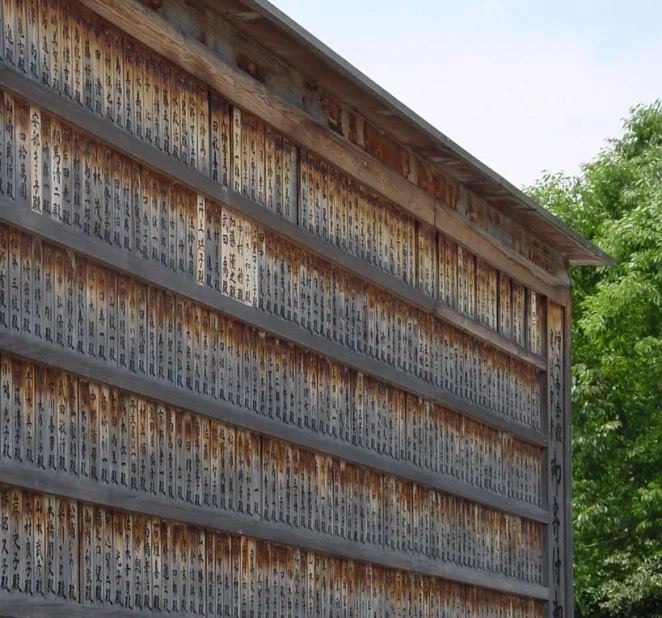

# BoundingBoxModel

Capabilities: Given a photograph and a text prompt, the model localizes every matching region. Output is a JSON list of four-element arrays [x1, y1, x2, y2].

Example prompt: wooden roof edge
[[219, 0, 614, 268]]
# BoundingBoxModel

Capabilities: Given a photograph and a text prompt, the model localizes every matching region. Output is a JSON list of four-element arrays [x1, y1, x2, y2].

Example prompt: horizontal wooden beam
[[434, 302, 545, 370], [0, 197, 547, 447], [0, 600, 151, 618], [197, 0, 611, 269], [0, 462, 550, 600], [0, 328, 547, 522], [74, 0, 570, 307], [0, 63, 547, 371]]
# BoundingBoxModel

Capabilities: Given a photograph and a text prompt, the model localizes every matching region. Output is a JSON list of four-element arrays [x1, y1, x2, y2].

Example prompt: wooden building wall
[[0, 0, 573, 616]]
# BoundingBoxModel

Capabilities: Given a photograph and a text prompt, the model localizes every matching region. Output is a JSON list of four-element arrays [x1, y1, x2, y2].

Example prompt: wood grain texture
[[0, 0, 571, 311], [0, 2, 575, 613], [0, 329, 546, 522], [0, 197, 546, 444], [0, 470, 549, 601], [0, 63, 549, 369], [548, 301, 566, 617], [74, 0, 574, 291]]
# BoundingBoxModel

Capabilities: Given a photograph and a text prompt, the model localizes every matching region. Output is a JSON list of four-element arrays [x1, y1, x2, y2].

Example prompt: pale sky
[[270, 0, 662, 188]]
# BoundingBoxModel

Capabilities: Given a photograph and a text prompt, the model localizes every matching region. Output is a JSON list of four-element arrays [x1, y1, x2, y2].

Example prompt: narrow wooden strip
[[0, 599, 155, 618], [0, 199, 546, 446], [0, 461, 550, 600], [0, 63, 549, 370]]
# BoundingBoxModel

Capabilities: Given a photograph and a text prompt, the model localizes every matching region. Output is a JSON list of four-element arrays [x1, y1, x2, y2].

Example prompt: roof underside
[[206, 0, 613, 267]]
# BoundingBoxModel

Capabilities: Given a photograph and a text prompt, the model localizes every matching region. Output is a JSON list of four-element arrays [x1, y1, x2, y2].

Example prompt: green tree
[[528, 102, 662, 618]]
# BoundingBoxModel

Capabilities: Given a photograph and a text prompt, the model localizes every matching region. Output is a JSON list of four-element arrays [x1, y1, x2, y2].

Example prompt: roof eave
[[209, 0, 614, 268]]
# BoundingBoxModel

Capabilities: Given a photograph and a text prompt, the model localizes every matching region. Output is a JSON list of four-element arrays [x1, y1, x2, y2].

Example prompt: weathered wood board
[[0, 0, 590, 617]]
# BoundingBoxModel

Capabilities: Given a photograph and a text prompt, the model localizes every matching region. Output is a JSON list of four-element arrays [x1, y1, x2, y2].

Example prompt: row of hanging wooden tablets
[[0, 93, 543, 429], [0, 352, 545, 583], [0, 348, 542, 507], [301, 152, 543, 357], [0, 224, 544, 506], [0, 485, 544, 617], [0, 224, 542, 502], [0, 0, 544, 357]]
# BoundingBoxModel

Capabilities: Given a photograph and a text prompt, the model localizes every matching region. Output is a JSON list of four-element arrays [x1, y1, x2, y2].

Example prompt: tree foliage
[[528, 102, 662, 618]]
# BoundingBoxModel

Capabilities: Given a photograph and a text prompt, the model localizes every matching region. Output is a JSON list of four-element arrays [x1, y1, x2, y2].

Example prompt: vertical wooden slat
[[547, 300, 567, 616]]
